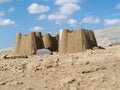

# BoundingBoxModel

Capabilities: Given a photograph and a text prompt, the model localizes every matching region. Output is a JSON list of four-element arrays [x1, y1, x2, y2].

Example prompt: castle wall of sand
[[59, 28, 97, 53], [14, 32, 59, 55], [14, 28, 97, 55]]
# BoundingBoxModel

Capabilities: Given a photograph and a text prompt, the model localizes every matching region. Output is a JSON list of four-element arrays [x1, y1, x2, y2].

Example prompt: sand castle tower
[[35, 32, 44, 49], [43, 33, 53, 50], [14, 32, 21, 54], [14, 32, 37, 55], [59, 29, 68, 53], [59, 28, 97, 53], [52, 34, 59, 51]]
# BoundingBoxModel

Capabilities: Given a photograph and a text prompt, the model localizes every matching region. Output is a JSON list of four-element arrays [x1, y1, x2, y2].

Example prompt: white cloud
[[104, 19, 120, 26], [48, 1, 81, 24], [48, 14, 67, 24], [67, 19, 77, 26], [0, 11, 4, 16], [0, 0, 11, 3], [55, 0, 80, 5], [45, 0, 82, 24], [82, 16, 100, 24], [116, 3, 120, 9], [42, 0, 49, 1], [59, 3, 81, 16], [110, 13, 120, 17], [8, 6, 15, 13], [27, 3, 50, 14], [37, 15, 47, 20], [30, 26, 43, 32], [0, 18, 15, 26]]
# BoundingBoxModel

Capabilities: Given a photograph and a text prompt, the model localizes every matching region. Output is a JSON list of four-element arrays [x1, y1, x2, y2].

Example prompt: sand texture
[[0, 45, 120, 90]]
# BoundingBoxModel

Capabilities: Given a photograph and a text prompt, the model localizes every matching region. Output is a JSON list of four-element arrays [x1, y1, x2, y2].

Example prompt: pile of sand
[[0, 45, 120, 90]]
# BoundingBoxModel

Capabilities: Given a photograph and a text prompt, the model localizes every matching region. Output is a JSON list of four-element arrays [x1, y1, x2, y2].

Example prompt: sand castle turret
[[14, 32, 37, 55], [59, 29, 68, 53], [43, 33, 53, 50], [35, 32, 44, 49], [14, 32, 21, 54], [42, 33, 59, 52], [27, 32, 37, 54], [52, 34, 59, 52]]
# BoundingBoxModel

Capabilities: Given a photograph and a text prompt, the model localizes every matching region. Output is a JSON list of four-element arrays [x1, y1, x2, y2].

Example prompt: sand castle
[[14, 28, 97, 55], [14, 32, 59, 55], [59, 28, 97, 53]]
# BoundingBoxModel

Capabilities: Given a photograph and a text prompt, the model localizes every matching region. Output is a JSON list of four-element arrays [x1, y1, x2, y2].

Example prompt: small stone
[[1, 55, 7, 59], [0, 82, 6, 86], [60, 77, 76, 85], [24, 87, 33, 90], [85, 61, 89, 65]]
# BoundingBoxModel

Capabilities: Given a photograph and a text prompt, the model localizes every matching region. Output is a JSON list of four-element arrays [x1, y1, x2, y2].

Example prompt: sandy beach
[[0, 0, 120, 90], [0, 45, 120, 90]]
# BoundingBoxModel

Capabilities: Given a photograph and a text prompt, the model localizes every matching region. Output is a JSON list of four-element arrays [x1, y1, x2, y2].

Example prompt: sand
[[0, 45, 120, 90]]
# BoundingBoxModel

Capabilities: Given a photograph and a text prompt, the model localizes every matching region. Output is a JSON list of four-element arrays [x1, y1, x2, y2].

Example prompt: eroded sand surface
[[0, 45, 120, 90]]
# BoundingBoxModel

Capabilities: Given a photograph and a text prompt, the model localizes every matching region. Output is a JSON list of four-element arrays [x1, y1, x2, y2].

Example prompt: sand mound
[[0, 45, 120, 90]]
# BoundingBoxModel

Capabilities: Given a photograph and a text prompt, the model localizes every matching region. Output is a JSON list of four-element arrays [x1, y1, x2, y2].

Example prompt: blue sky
[[0, 0, 120, 49]]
